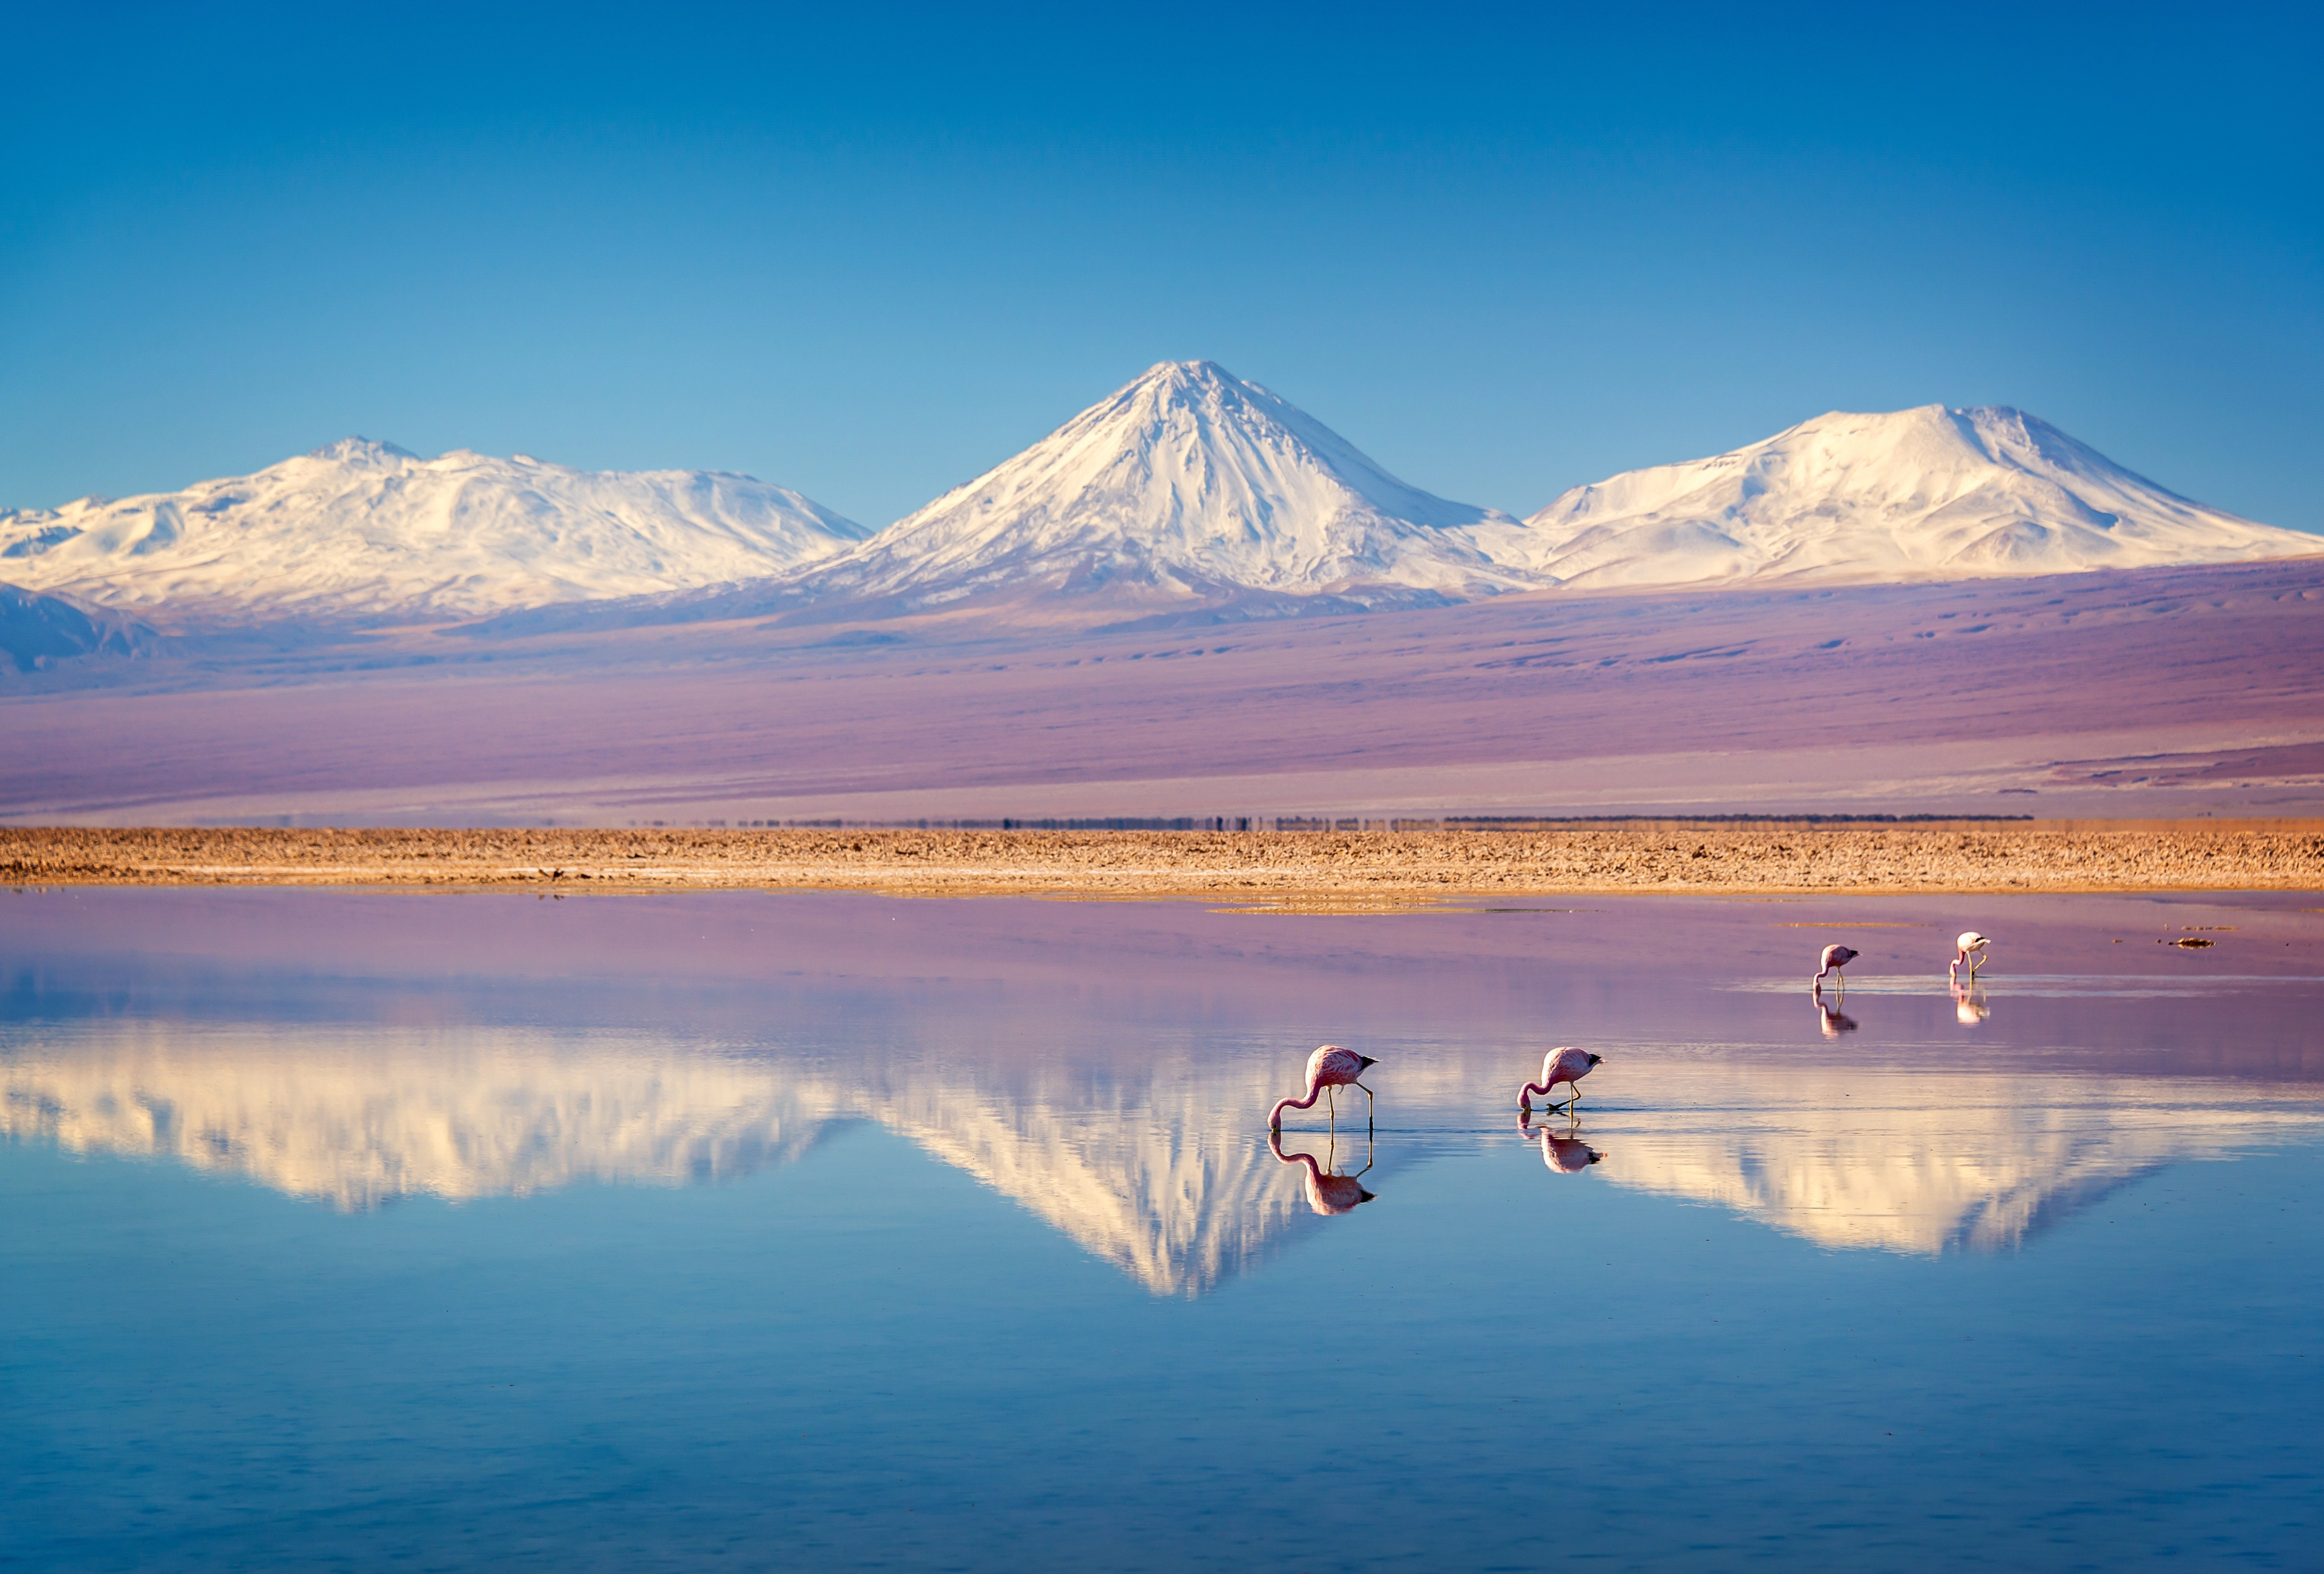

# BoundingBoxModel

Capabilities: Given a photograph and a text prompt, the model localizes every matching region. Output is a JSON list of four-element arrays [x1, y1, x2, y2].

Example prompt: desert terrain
[[5, 558, 2323, 828]]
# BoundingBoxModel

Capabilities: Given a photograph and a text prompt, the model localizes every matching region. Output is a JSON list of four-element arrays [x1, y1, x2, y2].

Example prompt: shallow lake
[[5, 886, 2321, 1570]]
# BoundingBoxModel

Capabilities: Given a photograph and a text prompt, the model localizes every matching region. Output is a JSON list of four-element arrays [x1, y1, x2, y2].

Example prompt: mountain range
[[3, 362, 2316, 637], [0, 438, 867, 624]]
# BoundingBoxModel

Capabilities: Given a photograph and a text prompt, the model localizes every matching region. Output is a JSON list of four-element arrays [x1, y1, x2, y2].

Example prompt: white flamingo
[[1951, 932, 1991, 979]]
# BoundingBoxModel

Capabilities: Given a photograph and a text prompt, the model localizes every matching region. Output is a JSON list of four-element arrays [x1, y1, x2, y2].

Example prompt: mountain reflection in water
[[1, 1027, 1340, 1297], [8, 1022, 2319, 1288], [1591, 1062, 2319, 1254]]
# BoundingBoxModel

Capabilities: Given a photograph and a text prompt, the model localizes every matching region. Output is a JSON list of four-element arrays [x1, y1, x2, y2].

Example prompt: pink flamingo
[[1951, 931, 1990, 980], [1269, 1128, 1376, 1214], [1518, 1047, 1603, 1112], [1268, 1045, 1379, 1131], [1813, 944, 1859, 991]]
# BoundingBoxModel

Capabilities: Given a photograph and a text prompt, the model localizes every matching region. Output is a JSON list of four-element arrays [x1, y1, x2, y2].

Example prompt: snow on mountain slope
[[788, 360, 1535, 611], [0, 440, 868, 625], [1473, 405, 2319, 589]]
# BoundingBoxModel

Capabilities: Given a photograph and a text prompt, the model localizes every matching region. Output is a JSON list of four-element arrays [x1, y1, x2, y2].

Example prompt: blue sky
[[4, 2, 2317, 530]]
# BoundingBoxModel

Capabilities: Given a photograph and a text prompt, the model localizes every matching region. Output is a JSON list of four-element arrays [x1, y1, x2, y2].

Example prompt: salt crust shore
[[7, 824, 2323, 898]]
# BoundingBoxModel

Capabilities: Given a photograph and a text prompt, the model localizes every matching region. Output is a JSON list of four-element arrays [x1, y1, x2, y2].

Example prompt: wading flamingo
[[1269, 1128, 1376, 1214], [1268, 1045, 1378, 1131], [1518, 1047, 1602, 1112], [1951, 931, 1990, 978], [1813, 944, 1859, 991]]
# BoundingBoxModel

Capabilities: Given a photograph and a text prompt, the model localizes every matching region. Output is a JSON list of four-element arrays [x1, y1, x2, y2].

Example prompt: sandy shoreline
[[7, 823, 2324, 898]]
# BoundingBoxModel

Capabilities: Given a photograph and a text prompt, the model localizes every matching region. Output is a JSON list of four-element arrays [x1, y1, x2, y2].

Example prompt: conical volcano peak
[[784, 362, 1532, 612], [1140, 357, 1235, 387], [1089, 360, 1282, 432], [305, 436, 420, 467]]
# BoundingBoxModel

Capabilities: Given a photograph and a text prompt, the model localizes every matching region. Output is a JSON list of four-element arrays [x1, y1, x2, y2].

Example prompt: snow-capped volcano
[[789, 360, 1532, 611], [1477, 405, 2319, 589], [0, 440, 868, 625]]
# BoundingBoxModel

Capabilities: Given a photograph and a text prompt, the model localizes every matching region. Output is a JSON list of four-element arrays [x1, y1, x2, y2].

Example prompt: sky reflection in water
[[4, 887, 2321, 1569]]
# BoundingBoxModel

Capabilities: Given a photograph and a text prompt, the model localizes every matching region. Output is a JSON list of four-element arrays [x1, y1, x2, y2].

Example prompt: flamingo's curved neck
[[1267, 1083, 1324, 1128]]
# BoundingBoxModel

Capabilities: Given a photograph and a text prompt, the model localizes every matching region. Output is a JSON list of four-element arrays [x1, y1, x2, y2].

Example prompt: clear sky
[[4, 2, 2317, 532]]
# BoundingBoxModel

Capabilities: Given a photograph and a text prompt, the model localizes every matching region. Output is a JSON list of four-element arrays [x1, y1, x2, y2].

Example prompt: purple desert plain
[[2, 559, 2320, 825]]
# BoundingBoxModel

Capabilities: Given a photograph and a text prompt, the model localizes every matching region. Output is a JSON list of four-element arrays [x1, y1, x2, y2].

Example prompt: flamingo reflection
[[1816, 998, 1859, 1036], [1268, 1045, 1378, 1132], [1269, 1127, 1377, 1215], [1518, 1047, 1602, 1113], [1518, 1107, 1604, 1173], [1952, 980, 1991, 1024]]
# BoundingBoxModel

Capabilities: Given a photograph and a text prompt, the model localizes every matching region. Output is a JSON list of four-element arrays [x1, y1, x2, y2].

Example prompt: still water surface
[[4, 887, 2320, 1570]]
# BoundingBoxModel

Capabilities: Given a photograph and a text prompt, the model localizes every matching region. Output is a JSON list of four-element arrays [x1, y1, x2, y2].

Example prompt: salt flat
[[8, 821, 2323, 897]]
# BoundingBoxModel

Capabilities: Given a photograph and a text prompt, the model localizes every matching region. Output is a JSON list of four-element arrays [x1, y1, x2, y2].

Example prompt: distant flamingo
[[1267, 1045, 1378, 1132], [1518, 1047, 1603, 1112], [1269, 1128, 1377, 1214], [1951, 932, 1991, 979], [1518, 1109, 1604, 1173], [1813, 944, 1859, 990]]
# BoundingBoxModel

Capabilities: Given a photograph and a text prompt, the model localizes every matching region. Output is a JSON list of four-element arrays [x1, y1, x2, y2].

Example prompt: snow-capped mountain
[[783, 360, 1533, 612], [0, 439, 868, 625], [1474, 405, 2318, 589]]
